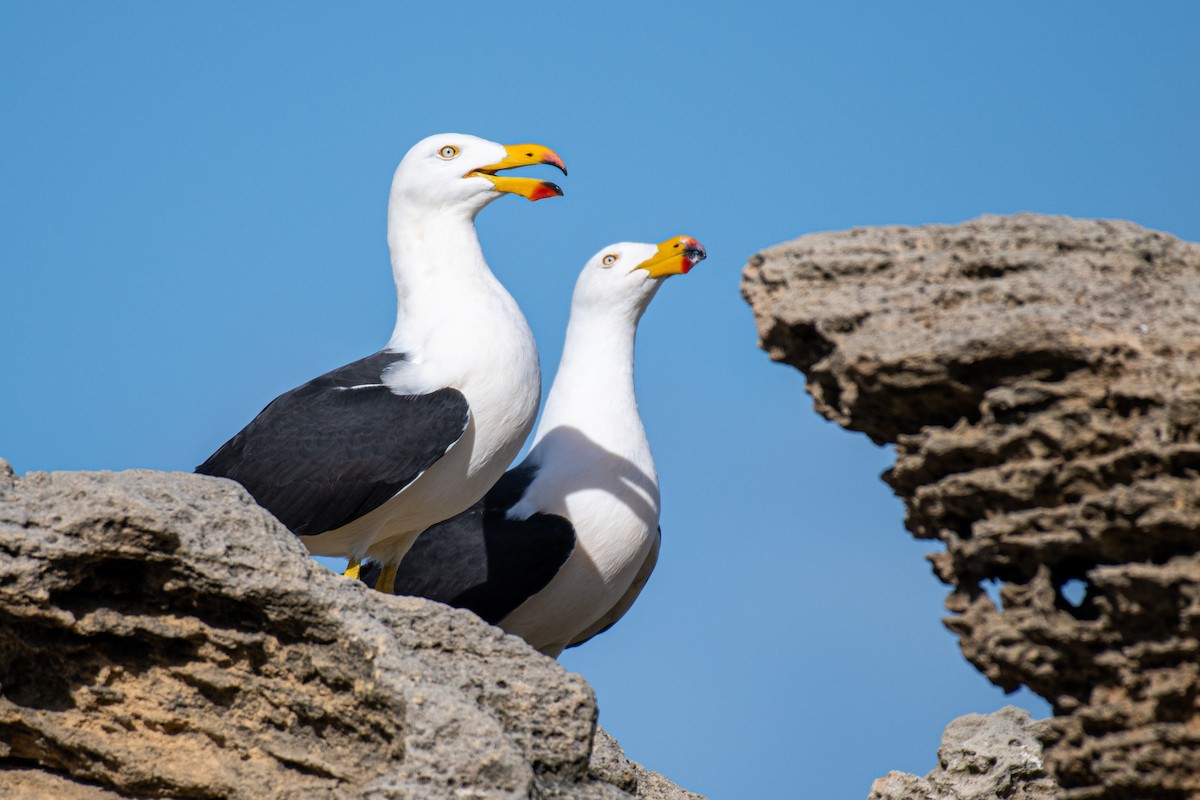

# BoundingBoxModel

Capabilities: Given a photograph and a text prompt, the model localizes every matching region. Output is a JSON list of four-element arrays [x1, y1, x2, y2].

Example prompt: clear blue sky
[[3, 3, 1198, 798]]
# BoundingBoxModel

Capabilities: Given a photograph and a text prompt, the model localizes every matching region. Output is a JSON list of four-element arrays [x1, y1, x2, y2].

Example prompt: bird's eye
[[437, 145, 460, 159], [601, 254, 619, 267]]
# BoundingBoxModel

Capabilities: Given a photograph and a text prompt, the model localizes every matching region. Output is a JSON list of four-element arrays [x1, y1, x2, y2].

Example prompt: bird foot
[[343, 558, 362, 581], [373, 563, 398, 594]]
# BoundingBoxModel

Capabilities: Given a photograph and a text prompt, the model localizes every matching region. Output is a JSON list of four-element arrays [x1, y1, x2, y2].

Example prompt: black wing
[[362, 462, 577, 623], [197, 351, 469, 536]]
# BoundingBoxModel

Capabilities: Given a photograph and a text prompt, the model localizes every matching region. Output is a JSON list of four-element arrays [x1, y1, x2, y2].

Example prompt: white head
[[571, 236, 707, 323], [389, 133, 566, 217]]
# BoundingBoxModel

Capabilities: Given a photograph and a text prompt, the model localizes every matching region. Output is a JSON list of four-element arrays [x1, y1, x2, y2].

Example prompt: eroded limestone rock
[[743, 213, 1200, 799], [0, 459, 699, 800], [868, 707, 1055, 800]]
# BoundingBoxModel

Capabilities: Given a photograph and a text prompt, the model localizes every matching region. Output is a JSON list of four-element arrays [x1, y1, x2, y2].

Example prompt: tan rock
[[867, 707, 1055, 800], [0, 461, 699, 799], [744, 213, 1200, 800]]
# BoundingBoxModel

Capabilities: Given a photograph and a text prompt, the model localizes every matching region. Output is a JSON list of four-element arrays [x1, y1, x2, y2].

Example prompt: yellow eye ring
[[601, 254, 619, 267], [437, 145, 460, 159]]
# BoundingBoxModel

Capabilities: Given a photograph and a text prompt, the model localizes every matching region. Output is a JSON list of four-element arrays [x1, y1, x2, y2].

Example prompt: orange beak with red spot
[[467, 143, 567, 202], [635, 236, 707, 278]]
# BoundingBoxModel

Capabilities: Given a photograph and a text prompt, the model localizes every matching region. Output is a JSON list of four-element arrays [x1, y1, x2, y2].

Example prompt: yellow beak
[[635, 236, 707, 278], [467, 143, 567, 202]]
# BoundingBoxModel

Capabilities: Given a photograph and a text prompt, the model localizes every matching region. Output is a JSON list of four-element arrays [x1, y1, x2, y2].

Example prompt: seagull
[[362, 236, 706, 657], [197, 133, 566, 591]]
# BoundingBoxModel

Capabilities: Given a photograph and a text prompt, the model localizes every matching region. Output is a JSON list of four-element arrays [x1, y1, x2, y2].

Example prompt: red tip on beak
[[530, 181, 564, 202], [542, 152, 567, 175], [681, 237, 705, 272]]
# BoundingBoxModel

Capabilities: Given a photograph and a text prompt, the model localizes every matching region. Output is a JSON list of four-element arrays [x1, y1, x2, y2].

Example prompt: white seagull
[[197, 133, 566, 591], [362, 236, 706, 657]]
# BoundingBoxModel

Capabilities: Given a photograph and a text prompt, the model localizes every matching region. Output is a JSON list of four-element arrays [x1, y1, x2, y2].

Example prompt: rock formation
[[742, 213, 1200, 800], [868, 706, 1056, 800], [0, 459, 700, 800]]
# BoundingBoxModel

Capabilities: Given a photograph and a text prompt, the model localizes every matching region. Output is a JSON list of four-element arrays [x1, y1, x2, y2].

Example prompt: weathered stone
[[868, 707, 1055, 800], [589, 728, 639, 794], [0, 461, 699, 799], [589, 728, 705, 800], [743, 214, 1200, 799]]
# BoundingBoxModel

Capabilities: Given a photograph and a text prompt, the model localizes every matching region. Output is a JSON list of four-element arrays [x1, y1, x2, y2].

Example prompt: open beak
[[634, 235, 707, 278], [467, 143, 567, 202]]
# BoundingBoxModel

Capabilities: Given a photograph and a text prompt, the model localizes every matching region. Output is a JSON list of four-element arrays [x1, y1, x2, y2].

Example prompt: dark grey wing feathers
[[449, 511, 576, 623], [197, 351, 469, 536], [482, 461, 539, 510], [361, 503, 491, 605], [368, 461, 577, 623]]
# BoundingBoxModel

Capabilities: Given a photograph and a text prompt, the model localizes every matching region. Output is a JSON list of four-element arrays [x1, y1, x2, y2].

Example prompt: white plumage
[[371, 236, 706, 656], [198, 133, 565, 589]]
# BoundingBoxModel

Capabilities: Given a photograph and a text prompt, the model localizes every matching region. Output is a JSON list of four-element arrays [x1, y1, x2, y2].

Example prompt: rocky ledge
[[743, 213, 1200, 799], [0, 460, 701, 800], [869, 706, 1055, 800]]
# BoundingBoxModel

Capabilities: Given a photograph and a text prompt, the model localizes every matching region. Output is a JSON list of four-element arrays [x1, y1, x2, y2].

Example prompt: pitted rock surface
[[868, 706, 1055, 800], [0, 460, 700, 800], [742, 214, 1200, 799]]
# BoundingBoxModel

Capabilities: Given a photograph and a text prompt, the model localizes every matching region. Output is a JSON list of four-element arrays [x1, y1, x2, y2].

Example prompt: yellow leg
[[343, 558, 362, 581], [373, 563, 398, 594]]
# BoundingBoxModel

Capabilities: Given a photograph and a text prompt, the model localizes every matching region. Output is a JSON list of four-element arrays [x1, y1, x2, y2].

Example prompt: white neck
[[533, 303, 647, 460], [385, 202, 497, 353], [511, 294, 660, 572], [378, 187, 541, 501]]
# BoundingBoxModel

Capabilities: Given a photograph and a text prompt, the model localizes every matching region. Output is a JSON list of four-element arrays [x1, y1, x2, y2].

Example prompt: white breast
[[500, 434, 660, 655], [304, 208, 541, 563], [362, 277, 539, 563]]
